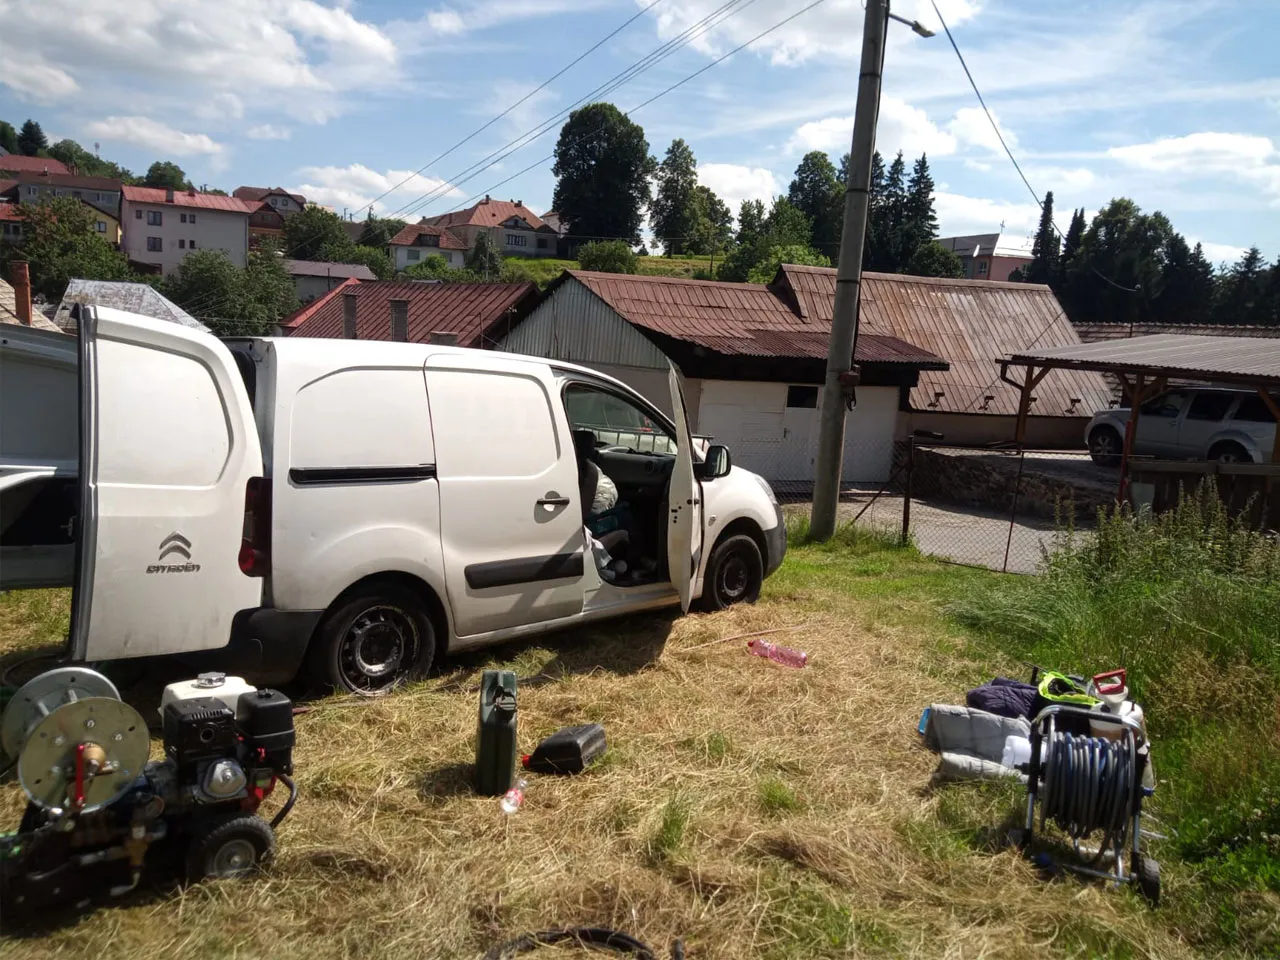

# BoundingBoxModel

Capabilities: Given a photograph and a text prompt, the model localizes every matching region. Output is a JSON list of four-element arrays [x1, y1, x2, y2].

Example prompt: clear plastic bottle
[[500, 778, 527, 815], [747, 638, 808, 668]]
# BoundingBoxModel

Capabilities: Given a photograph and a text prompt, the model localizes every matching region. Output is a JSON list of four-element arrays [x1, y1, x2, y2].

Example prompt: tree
[[1213, 247, 1268, 325], [651, 138, 700, 256], [577, 239, 638, 274], [356, 214, 408, 249], [906, 241, 964, 279], [900, 154, 939, 268], [17, 119, 47, 156], [1059, 199, 1175, 328], [0, 121, 18, 155], [552, 103, 655, 244], [1155, 235, 1216, 325], [143, 161, 191, 191], [866, 151, 907, 271], [787, 151, 842, 258], [718, 196, 817, 282], [339, 244, 394, 281], [0, 197, 133, 298], [863, 150, 887, 271], [467, 230, 503, 279], [1057, 207, 1086, 287], [283, 205, 353, 261], [762, 196, 812, 248], [405, 254, 476, 283], [163, 242, 297, 337], [745, 244, 830, 284], [46, 138, 137, 182], [686, 185, 733, 258], [736, 199, 766, 247], [1025, 191, 1060, 284]]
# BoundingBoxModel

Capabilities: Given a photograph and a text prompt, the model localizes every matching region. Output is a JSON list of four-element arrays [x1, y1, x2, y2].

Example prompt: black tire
[[1209, 441, 1251, 464], [697, 533, 763, 612], [308, 583, 436, 695], [186, 814, 274, 882], [1135, 852, 1160, 906], [1089, 426, 1122, 466]]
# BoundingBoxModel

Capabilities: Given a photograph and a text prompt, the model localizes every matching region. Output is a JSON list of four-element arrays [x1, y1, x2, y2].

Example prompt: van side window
[[430, 370, 559, 477], [564, 384, 676, 455], [290, 368, 434, 469]]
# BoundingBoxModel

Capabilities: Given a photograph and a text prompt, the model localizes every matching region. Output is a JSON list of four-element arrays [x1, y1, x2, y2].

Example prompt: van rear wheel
[[309, 584, 436, 695]]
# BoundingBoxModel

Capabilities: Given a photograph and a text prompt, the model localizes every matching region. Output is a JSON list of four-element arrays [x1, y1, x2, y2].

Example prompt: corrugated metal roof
[[0, 155, 71, 175], [283, 259, 376, 280], [53, 280, 208, 332], [121, 185, 257, 213], [1077, 323, 1280, 342], [287, 280, 539, 346], [774, 264, 1112, 417], [12, 171, 122, 191], [1008, 334, 1280, 387]]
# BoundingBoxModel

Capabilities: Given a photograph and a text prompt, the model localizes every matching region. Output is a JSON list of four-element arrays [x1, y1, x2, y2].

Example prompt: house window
[[146, 237, 163, 252], [536, 238, 548, 249], [135, 209, 143, 219], [180, 213, 187, 223], [506, 233, 528, 247], [179, 239, 185, 249], [72, 190, 82, 199], [147, 210, 162, 226], [786, 385, 819, 409], [406, 249, 420, 261], [189, 239, 196, 249], [95, 221, 106, 233], [424, 235, 439, 246], [188, 213, 196, 223], [976, 259, 989, 276]]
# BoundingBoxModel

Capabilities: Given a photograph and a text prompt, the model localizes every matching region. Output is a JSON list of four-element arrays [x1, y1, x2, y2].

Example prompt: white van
[[1, 306, 786, 692]]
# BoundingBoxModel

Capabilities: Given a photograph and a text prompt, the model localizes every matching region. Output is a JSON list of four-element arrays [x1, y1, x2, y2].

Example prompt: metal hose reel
[[0, 666, 149, 814]]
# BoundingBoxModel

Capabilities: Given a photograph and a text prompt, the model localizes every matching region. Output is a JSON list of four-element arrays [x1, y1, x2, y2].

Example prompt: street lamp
[[887, 11, 935, 37]]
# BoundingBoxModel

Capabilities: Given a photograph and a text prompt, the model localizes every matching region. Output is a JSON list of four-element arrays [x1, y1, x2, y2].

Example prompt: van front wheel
[[310, 585, 435, 695], [697, 534, 763, 612]]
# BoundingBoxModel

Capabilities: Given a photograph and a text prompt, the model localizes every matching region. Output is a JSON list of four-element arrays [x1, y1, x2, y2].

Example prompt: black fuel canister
[[475, 670, 518, 795], [523, 724, 607, 775]]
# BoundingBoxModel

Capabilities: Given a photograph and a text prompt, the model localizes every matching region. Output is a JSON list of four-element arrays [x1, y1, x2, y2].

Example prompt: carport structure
[[999, 334, 1280, 501]]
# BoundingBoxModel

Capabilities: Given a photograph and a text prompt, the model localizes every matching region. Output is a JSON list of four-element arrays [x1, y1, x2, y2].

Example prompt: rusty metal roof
[[1007, 334, 1280, 389], [1076, 323, 1280, 342], [121, 185, 257, 213], [286, 279, 539, 347], [566, 270, 945, 371], [388, 223, 468, 250], [774, 264, 1112, 417]]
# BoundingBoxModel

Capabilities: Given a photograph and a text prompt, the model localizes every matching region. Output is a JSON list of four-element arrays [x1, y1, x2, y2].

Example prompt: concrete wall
[[901, 410, 1089, 449], [121, 201, 249, 276], [392, 245, 463, 272]]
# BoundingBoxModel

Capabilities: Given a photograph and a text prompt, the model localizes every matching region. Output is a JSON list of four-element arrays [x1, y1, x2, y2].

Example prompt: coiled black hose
[[270, 774, 297, 829], [1041, 731, 1136, 864]]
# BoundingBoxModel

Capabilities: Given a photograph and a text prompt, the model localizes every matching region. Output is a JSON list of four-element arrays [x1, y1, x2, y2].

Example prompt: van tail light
[[239, 476, 271, 577]]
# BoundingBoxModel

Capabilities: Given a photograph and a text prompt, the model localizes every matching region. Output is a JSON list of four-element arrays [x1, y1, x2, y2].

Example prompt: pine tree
[[17, 119, 47, 156], [1213, 247, 1267, 325], [1257, 257, 1280, 327], [786, 151, 842, 259], [864, 150, 886, 271], [1025, 191, 1060, 284], [736, 199, 765, 247], [900, 153, 939, 270], [650, 138, 699, 256], [1058, 207, 1086, 286], [1156, 235, 1216, 325], [0, 121, 18, 155]]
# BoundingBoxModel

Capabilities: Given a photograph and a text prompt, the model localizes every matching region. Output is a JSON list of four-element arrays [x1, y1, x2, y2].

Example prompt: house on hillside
[[0, 202, 21, 245], [284, 279, 539, 345], [120, 186, 256, 276], [0, 155, 71, 176], [498, 267, 1111, 484], [283, 259, 377, 303], [421, 196, 559, 259], [0, 174, 123, 243], [233, 186, 306, 216], [937, 234, 1033, 281], [387, 224, 469, 272]]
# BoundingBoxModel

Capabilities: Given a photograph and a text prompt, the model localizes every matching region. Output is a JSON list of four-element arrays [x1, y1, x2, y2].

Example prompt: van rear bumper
[[207, 607, 323, 686]]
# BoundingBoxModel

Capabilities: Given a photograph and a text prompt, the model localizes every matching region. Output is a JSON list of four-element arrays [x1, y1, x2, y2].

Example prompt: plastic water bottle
[[500, 778, 527, 815], [747, 638, 808, 668]]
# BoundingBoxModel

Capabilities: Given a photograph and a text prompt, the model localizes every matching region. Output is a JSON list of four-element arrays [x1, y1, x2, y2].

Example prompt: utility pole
[[809, 0, 889, 541]]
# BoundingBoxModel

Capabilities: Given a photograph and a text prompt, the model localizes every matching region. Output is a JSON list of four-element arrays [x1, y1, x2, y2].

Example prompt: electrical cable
[[270, 773, 298, 829]]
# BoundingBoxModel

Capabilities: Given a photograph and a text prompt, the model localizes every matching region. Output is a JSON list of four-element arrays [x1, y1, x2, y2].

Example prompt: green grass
[[757, 776, 802, 817], [948, 487, 1280, 952]]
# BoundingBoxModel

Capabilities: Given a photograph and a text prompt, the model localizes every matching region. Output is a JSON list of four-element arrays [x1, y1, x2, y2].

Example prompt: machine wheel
[[1088, 426, 1122, 466], [697, 534, 763, 612], [1209, 441, 1251, 464], [187, 814, 275, 881], [309, 583, 436, 695], [1135, 853, 1160, 906]]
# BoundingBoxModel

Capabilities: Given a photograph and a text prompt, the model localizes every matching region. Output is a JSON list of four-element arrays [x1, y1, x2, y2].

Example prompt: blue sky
[[2, 0, 1278, 265]]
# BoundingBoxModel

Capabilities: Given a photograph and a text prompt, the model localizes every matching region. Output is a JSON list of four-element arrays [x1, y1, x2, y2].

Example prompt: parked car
[[0, 307, 785, 694], [1086, 386, 1278, 466]]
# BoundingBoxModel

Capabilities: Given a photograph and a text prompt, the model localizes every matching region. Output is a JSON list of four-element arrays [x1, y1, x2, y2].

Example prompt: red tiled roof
[[562, 271, 944, 370], [286, 280, 539, 346], [772, 264, 1112, 417], [233, 186, 306, 206], [11, 171, 122, 191], [0, 202, 21, 222], [422, 198, 548, 230], [0, 155, 71, 175], [0, 179, 16, 196], [121, 185, 258, 213], [388, 223, 468, 250]]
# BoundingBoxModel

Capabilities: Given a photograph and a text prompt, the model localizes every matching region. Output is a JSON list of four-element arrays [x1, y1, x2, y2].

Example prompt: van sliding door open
[[666, 365, 701, 612], [71, 307, 264, 662]]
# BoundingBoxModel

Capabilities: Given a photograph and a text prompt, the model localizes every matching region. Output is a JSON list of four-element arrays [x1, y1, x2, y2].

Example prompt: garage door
[[840, 386, 899, 482], [695, 381, 786, 480]]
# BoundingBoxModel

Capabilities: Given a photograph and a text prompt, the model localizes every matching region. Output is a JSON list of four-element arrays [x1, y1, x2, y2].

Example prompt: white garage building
[[498, 269, 947, 486]]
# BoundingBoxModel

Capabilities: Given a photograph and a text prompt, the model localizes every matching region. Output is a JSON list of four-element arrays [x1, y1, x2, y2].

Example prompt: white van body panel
[[72, 306, 263, 661]]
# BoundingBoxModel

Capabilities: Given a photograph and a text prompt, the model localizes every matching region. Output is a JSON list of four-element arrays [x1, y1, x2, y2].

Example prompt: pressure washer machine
[[0, 667, 296, 917]]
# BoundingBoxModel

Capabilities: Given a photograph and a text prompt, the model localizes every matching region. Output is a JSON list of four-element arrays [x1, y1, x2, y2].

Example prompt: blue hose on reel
[[1040, 730, 1137, 865]]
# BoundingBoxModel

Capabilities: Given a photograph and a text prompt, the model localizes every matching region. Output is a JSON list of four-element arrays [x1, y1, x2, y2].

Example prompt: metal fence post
[[1003, 447, 1027, 574], [902, 437, 914, 546]]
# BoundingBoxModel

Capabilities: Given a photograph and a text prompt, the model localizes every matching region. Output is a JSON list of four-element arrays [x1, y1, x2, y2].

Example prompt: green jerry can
[[475, 670, 518, 795]]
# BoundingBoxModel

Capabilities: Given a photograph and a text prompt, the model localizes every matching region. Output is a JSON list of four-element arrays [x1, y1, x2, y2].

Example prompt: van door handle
[[537, 495, 571, 507]]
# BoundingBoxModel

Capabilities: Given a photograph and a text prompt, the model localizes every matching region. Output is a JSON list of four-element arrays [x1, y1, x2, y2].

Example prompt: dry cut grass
[[0, 545, 1204, 959]]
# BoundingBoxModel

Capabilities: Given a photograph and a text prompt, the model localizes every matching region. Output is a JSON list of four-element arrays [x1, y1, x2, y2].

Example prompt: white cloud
[[427, 8, 466, 34], [698, 163, 781, 214], [292, 163, 465, 218], [787, 98, 956, 158], [1192, 239, 1248, 267], [197, 93, 245, 122], [947, 107, 1016, 155], [932, 190, 1042, 238], [418, 0, 612, 37], [0, 48, 78, 102], [85, 116, 222, 156], [1107, 132, 1280, 204], [245, 124, 292, 141], [484, 80, 558, 134]]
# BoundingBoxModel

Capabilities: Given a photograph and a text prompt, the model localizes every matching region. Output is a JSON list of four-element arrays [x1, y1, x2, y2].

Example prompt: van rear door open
[[71, 306, 263, 661]]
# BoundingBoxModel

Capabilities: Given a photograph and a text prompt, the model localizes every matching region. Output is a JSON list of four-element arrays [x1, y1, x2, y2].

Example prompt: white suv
[[1086, 387, 1278, 465]]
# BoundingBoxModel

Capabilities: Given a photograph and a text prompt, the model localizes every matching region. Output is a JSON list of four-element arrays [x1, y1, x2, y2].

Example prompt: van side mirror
[[702, 444, 731, 480]]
